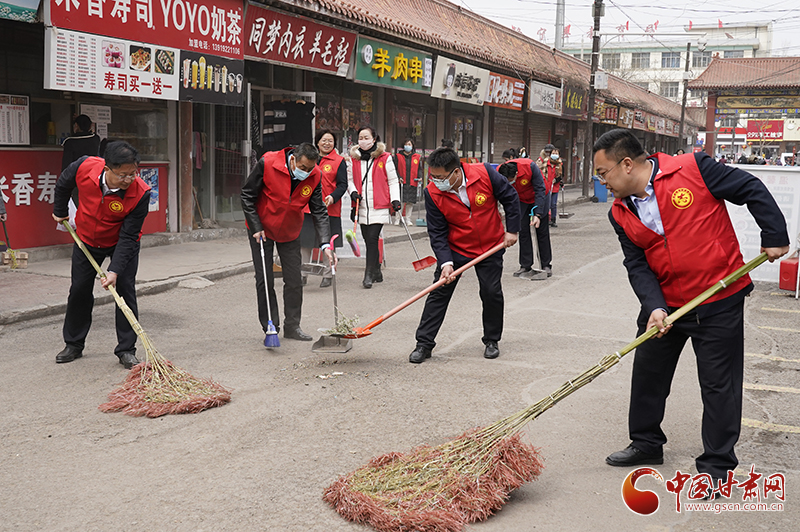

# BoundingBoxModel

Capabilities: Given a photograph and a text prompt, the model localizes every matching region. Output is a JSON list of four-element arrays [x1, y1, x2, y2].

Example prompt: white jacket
[[347, 142, 401, 225]]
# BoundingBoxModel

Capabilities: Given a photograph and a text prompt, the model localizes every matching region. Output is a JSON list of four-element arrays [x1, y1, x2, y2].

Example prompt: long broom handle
[[399, 215, 423, 260], [360, 242, 506, 332], [60, 220, 144, 335], [2, 219, 9, 247]]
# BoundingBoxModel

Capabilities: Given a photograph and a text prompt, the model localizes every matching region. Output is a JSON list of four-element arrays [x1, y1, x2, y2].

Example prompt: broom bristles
[[264, 323, 280, 348]]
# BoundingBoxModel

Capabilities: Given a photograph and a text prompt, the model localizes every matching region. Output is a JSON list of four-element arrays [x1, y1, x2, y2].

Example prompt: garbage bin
[[592, 176, 608, 203]]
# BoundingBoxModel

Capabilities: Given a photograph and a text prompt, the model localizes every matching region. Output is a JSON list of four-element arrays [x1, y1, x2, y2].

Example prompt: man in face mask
[[241, 142, 335, 343], [408, 147, 520, 364]]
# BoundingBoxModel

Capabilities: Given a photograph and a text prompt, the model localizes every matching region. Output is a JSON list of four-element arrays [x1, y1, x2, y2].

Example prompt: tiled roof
[[270, 0, 701, 126], [688, 57, 800, 90]]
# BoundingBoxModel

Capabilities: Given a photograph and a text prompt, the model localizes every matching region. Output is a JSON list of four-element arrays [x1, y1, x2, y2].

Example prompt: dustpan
[[313, 236, 353, 353]]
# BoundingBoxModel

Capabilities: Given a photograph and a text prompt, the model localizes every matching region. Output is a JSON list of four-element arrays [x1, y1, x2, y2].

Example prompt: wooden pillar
[[705, 92, 718, 157], [179, 101, 193, 232]]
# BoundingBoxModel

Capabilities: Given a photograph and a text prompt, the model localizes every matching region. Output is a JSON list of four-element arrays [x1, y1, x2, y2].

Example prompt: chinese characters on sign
[[747, 119, 784, 140], [44, 28, 179, 101], [617, 106, 634, 129], [431, 57, 488, 106], [46, 0, 243, 59], [562, 84, 587, 119], [528, 80, 562, 116], [354, 37, 433, 93], [665, 466, 784, 513], [244, 4, 356, 75], [485, 72, 524, 111], [0, 94, 30, 145]]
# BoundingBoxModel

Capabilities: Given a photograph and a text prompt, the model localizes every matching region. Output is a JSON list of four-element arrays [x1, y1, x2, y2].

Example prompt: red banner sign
[[244, 4, 356, 74], [45, 0, 244, 59], [747, 120, 784, 141], [485, 72, 524, 111]]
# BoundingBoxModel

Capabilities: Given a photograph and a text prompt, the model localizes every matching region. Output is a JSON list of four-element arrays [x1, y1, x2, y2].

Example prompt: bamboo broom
[[324, 253, 769, 532], [62, 221, 231, 417]]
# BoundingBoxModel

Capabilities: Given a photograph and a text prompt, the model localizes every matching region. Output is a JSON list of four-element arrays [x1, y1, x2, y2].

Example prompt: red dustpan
[[399, 216, 436, 271], [340, 242, 505, 338]]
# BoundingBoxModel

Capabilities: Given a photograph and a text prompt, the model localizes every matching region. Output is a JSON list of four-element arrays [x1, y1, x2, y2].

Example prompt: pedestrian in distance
[[393, 138, 424, 226], [674, 148, 685, 156], [61, 114, 102, 171], [548, 148, 563, 227], [347, 127, 401, 289], [52, 141, 150, 369], [593, 128, 789, 489], [299, 129, 348, 288], [408, 147, 520, 364], [497, 156, 546, 279], [241, 142, 334, 343]]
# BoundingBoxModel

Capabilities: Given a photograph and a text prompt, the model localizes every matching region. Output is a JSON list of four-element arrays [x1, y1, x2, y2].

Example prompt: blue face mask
[[404, 145, 413, 153], [432, 179, 452, 192], [550, 153, 559, 161], [290, 156, 311, 181]]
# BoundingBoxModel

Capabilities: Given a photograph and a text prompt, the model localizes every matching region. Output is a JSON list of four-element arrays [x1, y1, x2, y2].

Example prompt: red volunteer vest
[[303, 151, 344, 218], [611, 153, 749, 307], [256, 148, 322, 243], [427, 163, 505, 258], [74, 157, 150, 248], [508, 158, 537, 204], [538, 157, 557, 193], [353, 152, 391, 209], [396, 152, 421, 186]]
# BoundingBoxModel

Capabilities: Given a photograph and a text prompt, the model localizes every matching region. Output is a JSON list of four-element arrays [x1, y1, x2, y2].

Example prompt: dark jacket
[[61, 132, 102, 171]]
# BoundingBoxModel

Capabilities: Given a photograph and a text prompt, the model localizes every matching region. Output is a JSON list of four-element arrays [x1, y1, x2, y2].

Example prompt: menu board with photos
[[0, 94, 30, 145], [44, 28, 180, 101], [178, 51, 244, 106]]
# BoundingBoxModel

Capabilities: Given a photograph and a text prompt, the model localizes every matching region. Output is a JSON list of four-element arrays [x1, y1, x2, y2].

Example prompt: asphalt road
[[1, 200, 797, 531]]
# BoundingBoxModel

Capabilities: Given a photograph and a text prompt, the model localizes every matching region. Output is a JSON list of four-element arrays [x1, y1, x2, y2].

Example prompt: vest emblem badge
[[671, 188, 693, 210]]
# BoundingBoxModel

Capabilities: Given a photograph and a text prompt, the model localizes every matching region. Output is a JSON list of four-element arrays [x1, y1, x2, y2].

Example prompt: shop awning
[[0, 0, 39, 23]]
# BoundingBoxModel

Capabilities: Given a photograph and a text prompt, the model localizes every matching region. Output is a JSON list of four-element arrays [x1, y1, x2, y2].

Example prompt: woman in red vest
[[347, 127, 401, 288], [393, 138, 424, 226], [299, 129, 348, 288]]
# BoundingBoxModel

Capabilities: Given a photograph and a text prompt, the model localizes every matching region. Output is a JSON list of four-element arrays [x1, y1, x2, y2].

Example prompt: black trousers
[[517, 199, 551, 270], [628, 301, 745, 480], [414, 248, 505, 350], [248, 235, 303, 333], [360, 223, 383, 274], [63, 242, 139, 355]]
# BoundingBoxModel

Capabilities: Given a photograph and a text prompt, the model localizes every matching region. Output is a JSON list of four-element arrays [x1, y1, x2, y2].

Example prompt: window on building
[[573, 53, 590, 64], [660, 82, 680, 99], [692, 51, 712, 68], [633, 81, 650, 91], [602, 53, 621, 70], [720, 116, 738, 128], [689, 89, 707, 99], [724, 50, 744, 58], [631, 52, 650, 69], [661, 52, 682, 69]]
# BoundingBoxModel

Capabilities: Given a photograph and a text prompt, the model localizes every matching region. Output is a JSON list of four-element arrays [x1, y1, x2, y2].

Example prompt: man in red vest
[[52, 141, 150, 369], [497, 157, 547, 279], [241, 143, 333, 342], [594, 129, 789, 490], [408, 147, 520, 364]]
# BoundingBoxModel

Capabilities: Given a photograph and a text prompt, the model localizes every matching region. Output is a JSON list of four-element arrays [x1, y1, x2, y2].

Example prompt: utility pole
[[555, 0, 565, 50], [678, 41, 691, 151], [583, 0, 602, 197]]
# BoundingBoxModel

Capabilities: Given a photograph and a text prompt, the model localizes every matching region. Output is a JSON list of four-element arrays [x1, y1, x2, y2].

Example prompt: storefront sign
[[44, 28, 180, 101], [1, 0, 38, 23], [633, 109, 646, 130], [353, 36, 432, 93], [784, 118, 800, 141], [431, 57, 488, 106], [45, 0, 243, 60], [562, 84, 586, 119], [656, 117, 666, 135], [645, 113, 657, 132], [617, 106, 634, 129], [244, 4, 356, 75], [528, 80, 561, 116], [747, 119, 784, 141], [594, 98, 619, 125], [718, 95, 800, 109], [178, 51, 244, 105], [665, 119, 675, 137], [0, 94, 30, 145], [485, 72, 524, 111]]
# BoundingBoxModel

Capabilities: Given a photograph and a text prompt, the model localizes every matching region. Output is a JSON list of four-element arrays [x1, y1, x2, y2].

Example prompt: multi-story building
[[563, 22, 772, 108]]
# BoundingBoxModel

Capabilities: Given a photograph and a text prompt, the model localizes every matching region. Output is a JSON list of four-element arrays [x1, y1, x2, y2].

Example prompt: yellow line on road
[[761, 307, 800, 313], [744, 383, 800, 394], [746, 352, 800, 363], [742, 418, 800, 434], [757, 325, 800, 333]]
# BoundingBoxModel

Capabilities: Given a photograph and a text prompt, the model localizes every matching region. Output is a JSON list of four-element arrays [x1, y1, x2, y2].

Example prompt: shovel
[[313, 235, 353, 353], [335, 242, 505, 339], [399, 216, 436, 271]]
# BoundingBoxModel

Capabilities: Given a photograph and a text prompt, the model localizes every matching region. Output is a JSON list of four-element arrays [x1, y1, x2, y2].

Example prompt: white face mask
[[550, 153, 559, 160], [404, 145, 413, 153], [290, 155, 311, 181], [431, 168, 458, 192], [358, 138, 374, 151]]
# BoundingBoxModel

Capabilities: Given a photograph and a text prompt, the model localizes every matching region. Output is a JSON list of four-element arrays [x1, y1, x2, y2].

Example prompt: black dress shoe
[[56, 346, 83, 364], [605, 444, 663, 467], [409, 346, 432, 364], [513, 267, 531, 277], [319, 277, 332, 288], [483, 341, 500, 359], [117, 351, 141, 369], [284, 327, 313, 341]]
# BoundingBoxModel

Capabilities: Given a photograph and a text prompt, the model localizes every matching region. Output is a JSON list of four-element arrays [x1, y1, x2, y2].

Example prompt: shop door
[[192, 103, 214, 227], [527, 113, 553, 160], [451, 113, 482, 161], [492, 108, 524, 163]]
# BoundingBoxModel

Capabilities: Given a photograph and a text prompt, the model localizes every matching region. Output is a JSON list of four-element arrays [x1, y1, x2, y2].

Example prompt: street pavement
[[1, 198, 798, 531]]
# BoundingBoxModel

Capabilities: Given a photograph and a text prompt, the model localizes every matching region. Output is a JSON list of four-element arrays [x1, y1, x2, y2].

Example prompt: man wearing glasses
[[408, 147, 520, 364], [52, 141, 150, 370], [593, 129, 788, 491]]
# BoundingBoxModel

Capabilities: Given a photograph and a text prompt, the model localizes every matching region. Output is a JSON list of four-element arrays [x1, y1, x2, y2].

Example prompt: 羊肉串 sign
[[354, 36, 432, 92]]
